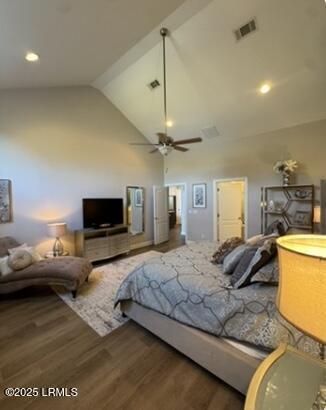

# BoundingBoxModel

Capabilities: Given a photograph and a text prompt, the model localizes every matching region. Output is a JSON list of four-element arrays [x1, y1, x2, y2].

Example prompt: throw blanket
[[115, 242, 318, 354]]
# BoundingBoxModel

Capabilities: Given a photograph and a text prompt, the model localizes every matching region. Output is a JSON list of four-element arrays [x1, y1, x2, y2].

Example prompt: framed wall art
[[193, 183, 206, 208], [0, 179, 12, 223]]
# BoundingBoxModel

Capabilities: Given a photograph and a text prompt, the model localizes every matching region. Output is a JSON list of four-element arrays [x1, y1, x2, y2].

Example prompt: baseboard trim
[[130, 240, 154, 250]]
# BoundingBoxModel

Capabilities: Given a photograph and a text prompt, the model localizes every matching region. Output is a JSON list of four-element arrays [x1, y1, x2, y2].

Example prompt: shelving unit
[[261, 185, 315, 234]]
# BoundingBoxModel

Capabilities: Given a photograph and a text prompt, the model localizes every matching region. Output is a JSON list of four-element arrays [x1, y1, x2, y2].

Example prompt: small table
[[44, 251, 69, 258], [245, 344, 324, 410]]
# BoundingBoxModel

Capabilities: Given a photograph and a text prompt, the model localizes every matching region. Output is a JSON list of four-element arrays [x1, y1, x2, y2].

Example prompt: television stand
[[75, 225, 130, 262]]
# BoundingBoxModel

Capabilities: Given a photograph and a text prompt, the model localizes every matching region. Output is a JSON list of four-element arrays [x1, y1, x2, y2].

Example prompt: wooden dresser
[[75, 225, 130, 262]]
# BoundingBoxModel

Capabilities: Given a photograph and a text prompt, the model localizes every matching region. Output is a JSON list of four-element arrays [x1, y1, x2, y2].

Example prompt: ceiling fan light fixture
[[129, 27, 203, 155], [159, 145, 173, 156]]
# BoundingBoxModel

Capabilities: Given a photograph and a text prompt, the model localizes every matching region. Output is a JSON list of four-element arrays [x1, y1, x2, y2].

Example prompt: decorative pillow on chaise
[[250, 257, 279, 284], [8, 243, 42, 262], [0, 256, 13, 276], [231, 238, 277, 289], [222, 244, 250, 274], [211, 237, 244, 264], [8, 250, 33, 271]]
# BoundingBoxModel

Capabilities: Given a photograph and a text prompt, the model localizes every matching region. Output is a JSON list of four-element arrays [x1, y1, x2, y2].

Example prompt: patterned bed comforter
[[115, 242, 318, 354]]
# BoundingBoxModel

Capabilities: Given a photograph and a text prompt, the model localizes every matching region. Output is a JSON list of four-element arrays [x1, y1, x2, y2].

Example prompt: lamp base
[[53, 237, 64, 257]]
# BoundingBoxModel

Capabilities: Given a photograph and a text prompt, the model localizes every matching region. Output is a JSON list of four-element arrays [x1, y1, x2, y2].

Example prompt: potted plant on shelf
[[273, 159, 298, 186]]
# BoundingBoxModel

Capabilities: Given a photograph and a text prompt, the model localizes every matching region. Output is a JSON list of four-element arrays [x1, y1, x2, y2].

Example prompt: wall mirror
[[126, 186, 145, 235]]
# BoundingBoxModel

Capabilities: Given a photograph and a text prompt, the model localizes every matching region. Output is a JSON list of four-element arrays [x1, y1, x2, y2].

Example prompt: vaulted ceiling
[[97, 0, 326, 143], [1, 0, 325, 143], [0, 0, 187, 88]]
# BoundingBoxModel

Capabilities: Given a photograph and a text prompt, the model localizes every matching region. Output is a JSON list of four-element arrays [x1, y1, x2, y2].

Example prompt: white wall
[[0, 87, 163, 255], [165, 119, 326, 241]]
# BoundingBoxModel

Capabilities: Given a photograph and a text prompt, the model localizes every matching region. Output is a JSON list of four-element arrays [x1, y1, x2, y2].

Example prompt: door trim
[[165, 182, 187, 240], [213, 177, 248, 242]]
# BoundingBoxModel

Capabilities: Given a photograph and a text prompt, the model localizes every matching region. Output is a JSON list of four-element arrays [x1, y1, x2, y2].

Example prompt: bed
[[115, 242, 318, 394]]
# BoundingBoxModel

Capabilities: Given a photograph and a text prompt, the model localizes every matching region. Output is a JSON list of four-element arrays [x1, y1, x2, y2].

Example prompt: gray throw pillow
[[223, 244, 249, 274], [8, 250, 33, 271], [230, 247, 258, 286], [232, 238, 277, 289], [250, 257, 279, 284]]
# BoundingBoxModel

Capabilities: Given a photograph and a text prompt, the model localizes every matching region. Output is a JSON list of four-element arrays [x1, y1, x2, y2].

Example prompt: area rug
[[54, 251, 162, 337]]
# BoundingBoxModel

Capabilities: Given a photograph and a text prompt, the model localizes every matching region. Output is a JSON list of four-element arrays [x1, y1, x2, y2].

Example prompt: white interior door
[[153, 186, 169, 245], [176, 188, 182, 224], [218, 182, 244, 242]]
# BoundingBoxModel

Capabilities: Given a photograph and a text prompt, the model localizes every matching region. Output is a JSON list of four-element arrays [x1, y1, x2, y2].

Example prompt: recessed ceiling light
[[166, 120, 173, 127], [25, 52, 39, 62], [260, 83, 271, 94]]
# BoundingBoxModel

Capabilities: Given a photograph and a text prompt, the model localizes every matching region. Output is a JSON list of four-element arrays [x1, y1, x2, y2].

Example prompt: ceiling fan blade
[[149, 148, 159, 154], [173, 137, 202, 145], [129, 143, 160, 146], [173, 146, 189, 152]]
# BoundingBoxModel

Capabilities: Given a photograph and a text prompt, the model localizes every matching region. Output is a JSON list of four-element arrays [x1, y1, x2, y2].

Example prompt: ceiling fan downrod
[[160, 27, 169, 134]]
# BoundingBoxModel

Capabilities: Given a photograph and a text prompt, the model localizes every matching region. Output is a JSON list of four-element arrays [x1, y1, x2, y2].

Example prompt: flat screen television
[[83, 198, 124, 229]]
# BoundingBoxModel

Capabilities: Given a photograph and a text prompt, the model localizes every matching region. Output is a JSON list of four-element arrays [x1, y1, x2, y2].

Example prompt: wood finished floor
[[0, 227, 244, 410]]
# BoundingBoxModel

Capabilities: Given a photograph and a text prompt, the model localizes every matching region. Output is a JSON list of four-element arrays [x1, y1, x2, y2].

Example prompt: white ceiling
[[0, 0, 187, 88], [98, 0, 326, 143]]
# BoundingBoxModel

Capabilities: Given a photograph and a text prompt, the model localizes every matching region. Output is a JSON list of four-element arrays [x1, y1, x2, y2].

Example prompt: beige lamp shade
[[47, 222, 67, 238], [277, 235, 326, 344]]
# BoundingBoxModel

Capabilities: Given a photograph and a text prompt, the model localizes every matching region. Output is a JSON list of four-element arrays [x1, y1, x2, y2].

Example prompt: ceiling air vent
[[201, 126, 220, 139], [234, 18, 257, 41], [148, 79, 160, 90]]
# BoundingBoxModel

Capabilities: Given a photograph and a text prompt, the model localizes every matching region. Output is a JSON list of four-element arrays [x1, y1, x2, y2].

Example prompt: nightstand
[[44, 251, 69, 258], [245, 344, 325, 410]]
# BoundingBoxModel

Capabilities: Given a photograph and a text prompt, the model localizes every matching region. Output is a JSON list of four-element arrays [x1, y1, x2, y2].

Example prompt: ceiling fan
[[130, 27, 202, 155]]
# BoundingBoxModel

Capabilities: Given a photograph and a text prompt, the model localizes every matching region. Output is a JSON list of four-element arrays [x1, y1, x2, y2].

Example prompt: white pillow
[[0, 256, 14, 276], [8, 243, 28, 253], [8, 244, 42, 262], [8, 250, 33, 271]]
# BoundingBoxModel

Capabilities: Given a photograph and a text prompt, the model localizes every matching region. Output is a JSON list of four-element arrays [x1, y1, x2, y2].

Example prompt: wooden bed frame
[[121, 300, 262, 395]]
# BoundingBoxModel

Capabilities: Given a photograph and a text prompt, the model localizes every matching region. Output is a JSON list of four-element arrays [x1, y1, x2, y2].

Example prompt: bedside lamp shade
[[277, 235, 326, 344], [47, 222, 67, 238]]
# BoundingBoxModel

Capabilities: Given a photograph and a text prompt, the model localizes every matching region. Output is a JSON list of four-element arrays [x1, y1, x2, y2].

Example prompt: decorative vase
[[282, 172, 290, 186]]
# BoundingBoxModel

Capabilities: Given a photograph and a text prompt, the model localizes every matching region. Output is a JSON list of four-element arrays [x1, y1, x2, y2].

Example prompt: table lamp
[[47, 222, 67, 256], [277, 235, 326, 409]]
